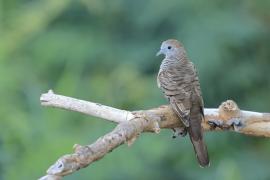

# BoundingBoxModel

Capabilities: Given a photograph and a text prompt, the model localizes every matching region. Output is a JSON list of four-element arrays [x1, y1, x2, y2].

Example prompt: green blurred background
[[1, 0, 270, 179]]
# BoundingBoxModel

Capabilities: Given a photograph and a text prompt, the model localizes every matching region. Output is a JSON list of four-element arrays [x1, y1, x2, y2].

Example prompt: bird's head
[[156, 39, 185, 59]]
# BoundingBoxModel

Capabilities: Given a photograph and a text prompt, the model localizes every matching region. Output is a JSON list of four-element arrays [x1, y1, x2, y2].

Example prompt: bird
[[156, 39, 210, 167]]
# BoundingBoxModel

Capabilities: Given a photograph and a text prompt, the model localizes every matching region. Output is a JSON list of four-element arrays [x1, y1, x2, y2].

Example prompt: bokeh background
[[1, 0, 270, 179]]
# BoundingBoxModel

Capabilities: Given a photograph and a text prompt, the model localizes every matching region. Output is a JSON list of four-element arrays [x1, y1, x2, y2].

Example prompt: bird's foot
[[172, 127, 187, 138]]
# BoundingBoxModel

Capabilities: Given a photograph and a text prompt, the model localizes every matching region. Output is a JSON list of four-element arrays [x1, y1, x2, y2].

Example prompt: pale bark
[[39, 90, 270, 180]]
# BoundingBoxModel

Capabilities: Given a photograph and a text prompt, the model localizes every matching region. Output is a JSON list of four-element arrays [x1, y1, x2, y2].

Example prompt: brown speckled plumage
[[157, 39, 209, 167]]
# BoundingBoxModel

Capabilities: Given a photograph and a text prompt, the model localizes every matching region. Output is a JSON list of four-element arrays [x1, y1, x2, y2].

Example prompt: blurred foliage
[[0, 0, 270, 179]]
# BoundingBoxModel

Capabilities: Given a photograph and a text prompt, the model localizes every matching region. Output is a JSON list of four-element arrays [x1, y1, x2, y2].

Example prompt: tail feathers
[[189, 135, 210, 167]]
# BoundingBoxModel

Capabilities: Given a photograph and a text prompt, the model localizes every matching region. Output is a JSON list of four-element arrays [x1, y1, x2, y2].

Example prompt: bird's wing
[[191, 63, 204, 117], [158, 70, 192, 127]]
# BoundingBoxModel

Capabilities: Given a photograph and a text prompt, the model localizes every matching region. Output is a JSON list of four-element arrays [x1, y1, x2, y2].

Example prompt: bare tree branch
[[40, 90, 134, 123], [39, 90, 270, 180]]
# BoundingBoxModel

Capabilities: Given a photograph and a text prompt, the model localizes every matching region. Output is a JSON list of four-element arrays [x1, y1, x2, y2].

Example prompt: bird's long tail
[[188, 128, 210, 167], [188, 107, 210, 167]]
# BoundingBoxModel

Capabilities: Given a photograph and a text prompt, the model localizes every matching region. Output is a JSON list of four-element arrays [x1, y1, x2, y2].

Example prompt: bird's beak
[[156, 49, 163, 56]]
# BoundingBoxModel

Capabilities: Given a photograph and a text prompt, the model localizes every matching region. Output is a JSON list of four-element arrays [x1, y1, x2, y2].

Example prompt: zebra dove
[[156, 39, 210, 167]]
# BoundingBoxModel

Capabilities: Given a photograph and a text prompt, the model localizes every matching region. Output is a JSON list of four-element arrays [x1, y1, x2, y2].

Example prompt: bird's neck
[[165, 50, 188, 62], [160, 54, 188, 71]]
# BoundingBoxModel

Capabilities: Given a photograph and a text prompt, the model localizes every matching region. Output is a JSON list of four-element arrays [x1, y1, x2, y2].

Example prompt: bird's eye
[[168, 46, 172, 50]]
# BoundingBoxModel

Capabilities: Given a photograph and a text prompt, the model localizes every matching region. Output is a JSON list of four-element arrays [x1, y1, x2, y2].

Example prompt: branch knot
[[219, 100, 241, 120]]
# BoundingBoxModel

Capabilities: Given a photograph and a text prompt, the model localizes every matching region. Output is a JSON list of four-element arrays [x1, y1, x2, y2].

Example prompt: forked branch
[[39, 90, 270, 180]]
